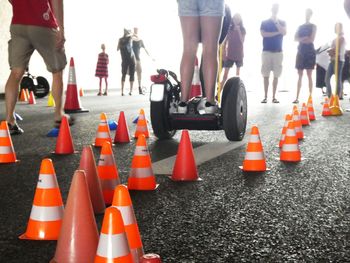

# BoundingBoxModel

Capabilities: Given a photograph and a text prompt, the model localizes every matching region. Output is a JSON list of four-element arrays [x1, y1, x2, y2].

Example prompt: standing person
[[220, 13, 246, 88], [95, 43, 109, 96], [325, 23, 346, 99], [132, 27, 151, 95], [117, 29, 135, 96], [293, 9, 317, 104], [177, 0, 225, 114], [5, 0, 68, 134], [260, 3, 286, 104]]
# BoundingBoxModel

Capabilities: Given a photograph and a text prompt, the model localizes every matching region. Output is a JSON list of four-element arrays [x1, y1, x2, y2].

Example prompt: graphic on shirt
[[43, 7, 50, 21]]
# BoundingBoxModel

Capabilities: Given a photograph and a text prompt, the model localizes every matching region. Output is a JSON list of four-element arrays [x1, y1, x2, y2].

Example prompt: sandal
[[103, 91, 108, 96], [261, 98, 267, 103], [97, 92, 102, 96], [54, 115, 75, 128], [292, 99, 299, 104], [272, 98, 280, 103]]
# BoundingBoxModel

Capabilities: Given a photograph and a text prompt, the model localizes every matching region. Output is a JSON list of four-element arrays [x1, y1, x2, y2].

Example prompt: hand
[[56, 29, 66, 50]]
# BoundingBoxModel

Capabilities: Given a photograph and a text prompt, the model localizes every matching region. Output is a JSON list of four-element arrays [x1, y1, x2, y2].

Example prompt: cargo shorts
[[8, 24, 67, 73], [177, 0, 225, 17]]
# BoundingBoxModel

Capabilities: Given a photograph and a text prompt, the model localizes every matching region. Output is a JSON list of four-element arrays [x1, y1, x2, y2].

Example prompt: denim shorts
[[177, 0, 225, 17]]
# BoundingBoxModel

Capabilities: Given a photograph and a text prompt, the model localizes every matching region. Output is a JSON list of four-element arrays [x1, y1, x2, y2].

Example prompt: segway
[[20, 69, 50, 98], [149, 69, 247, 141]]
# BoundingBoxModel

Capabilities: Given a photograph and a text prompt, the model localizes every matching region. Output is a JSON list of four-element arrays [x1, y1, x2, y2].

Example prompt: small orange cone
[[300, 103, 310, 126], [54, 116, 75, 154], [307, 96, 316, 121], [171, 130, 200, 181], [134, 109, 150, 138], [280, 121, 301, 162], [94, 112, 112, 147], [279, 114, 292, 148], [189, 57, 202, 98], [19, 89, 28, 102], [51, 170, 99, 263], [28, 91, 36, 105], [95, 207, 133, 263], [128, 134, 158, 190], [25, 89, 30, 100], [0, 121, 18, 163], [79, 146, 105, 214], [292, 106, 304, 140], [114, 111, 131, 143], [239, 125, 268, 172], [140, 254, 162, 263], [112, 185, 144, 262], [322, 97, 331, 116], [97, 141, 121, 204], [79, 87, 84, 97], [19, 159, 64, 240]]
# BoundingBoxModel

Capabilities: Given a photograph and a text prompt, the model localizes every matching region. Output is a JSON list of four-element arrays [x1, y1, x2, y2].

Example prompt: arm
[[276, 21, 286, 36], [261, 30, 280, 38], [117, 40, 120, 51], [51, 0, 65, 50]]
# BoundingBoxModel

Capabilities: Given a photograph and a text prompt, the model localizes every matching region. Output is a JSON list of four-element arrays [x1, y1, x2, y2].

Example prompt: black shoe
[[138, 87, 145, 95], [8, 122, 24, 135]]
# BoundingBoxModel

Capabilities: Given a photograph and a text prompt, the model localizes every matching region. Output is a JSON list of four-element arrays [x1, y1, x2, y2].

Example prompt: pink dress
[[95, 52, 109, 78]]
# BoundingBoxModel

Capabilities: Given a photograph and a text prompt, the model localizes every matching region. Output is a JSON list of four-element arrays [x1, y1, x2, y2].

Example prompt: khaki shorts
[[178, 0, 225, 16], [8, 24, 67, 73], [261, 51, 283, 78]]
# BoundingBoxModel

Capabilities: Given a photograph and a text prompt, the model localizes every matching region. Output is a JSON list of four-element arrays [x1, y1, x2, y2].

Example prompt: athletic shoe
[[8, 122, 24, 135], [177, 101, 188, 114], [204, 101, 217, 114]]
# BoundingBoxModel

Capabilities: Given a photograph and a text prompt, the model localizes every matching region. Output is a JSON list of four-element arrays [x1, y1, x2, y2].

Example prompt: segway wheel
[[20, 76, 34, 92], [34, 76, 50, 98], [222, 77, 247, 141], [150, 99, 176, 140]]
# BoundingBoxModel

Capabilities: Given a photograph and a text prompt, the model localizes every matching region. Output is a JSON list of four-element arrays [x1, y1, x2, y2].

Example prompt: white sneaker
[[177, 102, 188, 114], [204, 101, 217, 114]]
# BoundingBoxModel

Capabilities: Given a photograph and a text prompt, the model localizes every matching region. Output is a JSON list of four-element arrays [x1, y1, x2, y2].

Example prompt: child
[[95, 44, 109, 96]]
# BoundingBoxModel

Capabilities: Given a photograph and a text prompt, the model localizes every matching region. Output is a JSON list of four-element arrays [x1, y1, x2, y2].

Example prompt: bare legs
[[51, 71, 65, 121], [263, 76, 278, 101], [295, 69, 313, 101], [98, 77, 108, 95], [220, 66, 241, 88]]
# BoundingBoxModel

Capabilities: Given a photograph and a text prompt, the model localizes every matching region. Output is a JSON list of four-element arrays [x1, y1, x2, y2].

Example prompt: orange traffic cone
[[171, 130, 200, 181], [300, 103, 310, 126], [140, 254, 162, 263], [0, 121, 18, 163], [79, 146, 105, 214], [128, 134, 158, 190], [64, 57, 89, 113], [329, 94, 335, 107], [95, 207, 133, 263], [322, 97, 331, 116], [189, 57, 202, 98], [307, 96, 316, 121], [97, 141, 120, 204], [54, 116, 76, 154], [19, 89, 28, 102], [280, 121, 301, 162], [51, 170, 99, 263], [79, 87, 84, 97], [28, 91, 36, 105], [25, 89, 30, 100], [114, 111, 131, 143], [19, 159, 64, 240], [94, 112, 112, 147], [279, 114, 292, 148], [134, 109, 150, 138], [112, 185, 144, 262], [292, 106, 304, 140], [239, 125, 268, 172]]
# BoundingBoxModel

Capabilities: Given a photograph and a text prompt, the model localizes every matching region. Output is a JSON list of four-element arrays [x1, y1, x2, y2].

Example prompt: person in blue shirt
[[260, 3, 286, 103]]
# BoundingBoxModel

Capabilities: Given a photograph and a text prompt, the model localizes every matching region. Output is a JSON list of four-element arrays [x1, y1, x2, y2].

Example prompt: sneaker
[[8, 122, 24, 135], [177, 101, 188, 114], [204, 101, 217, 114]]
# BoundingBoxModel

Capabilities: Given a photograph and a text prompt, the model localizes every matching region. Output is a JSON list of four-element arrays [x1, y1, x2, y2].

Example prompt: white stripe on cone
[[37, 174, 59, 189], [29, 205, 64, 221], [100, 178, 119, 190], [244, 151, 264, 161], [129, 167, 154, 178], [248, 134, 260, 143], [0, 130, 8, 137], [0, 146, 13, 154], [68, 66, 76, 84], [96, 132, 110, 139], [115, 206, 136, 226], [96, 232, 130, 258], [134, 146, 149, 156], [98, 154, 115, 166], [281, 144, 299, 152]]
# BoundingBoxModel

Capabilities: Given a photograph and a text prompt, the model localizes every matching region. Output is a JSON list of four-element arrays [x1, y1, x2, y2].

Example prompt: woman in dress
[[95, 43, 109, 96]]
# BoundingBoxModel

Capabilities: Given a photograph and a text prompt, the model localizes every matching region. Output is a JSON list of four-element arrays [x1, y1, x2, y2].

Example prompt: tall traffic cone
[[140, 254, 162, 263], [47, 91, 55, 107], [134, 109, 150, 138], [79, 146, 105, 214], [300, 103, 310, 126], [54, 116, 76, 154], [97, 141, 120, 204], [322, 97, 331, 116], [128, 134, 158, 190], [171, 130, 200, 181], [239, 125, 268, 172], [0, 121, 18, 163], [94, 112, 112, 147], [63, 57, 89, 113], [79, 87, 84, 97], [280, 121, 301, 162], [19, 159, 64, 240], [292, 106, 304, 140], [19, 89, 28, 102], [114, 111, 131, 143], [112, 185, 144, 262], [307, 95, 316, 121], [189, 57, 202, 98], [95, 207, 133, 263], [51, 170, 99, 263], [28, 90, 36, 105], [279, 114, 292, 148]]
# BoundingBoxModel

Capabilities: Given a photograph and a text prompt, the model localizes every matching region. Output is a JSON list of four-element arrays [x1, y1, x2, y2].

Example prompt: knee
[[10, 69, 25, 82]]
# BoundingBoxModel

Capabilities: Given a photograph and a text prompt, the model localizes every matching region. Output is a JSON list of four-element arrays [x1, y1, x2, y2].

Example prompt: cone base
[[19, 220, 62, 240], [239, 166, 269, 172], [330, 106, 343, 116], [169, 176, 202, 182], [52, 150, 78, 155], [64, 108, 89, 113]]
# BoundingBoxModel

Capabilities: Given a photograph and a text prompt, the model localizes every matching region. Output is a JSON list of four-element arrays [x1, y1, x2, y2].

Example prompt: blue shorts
[[178, 0, 225, 17]]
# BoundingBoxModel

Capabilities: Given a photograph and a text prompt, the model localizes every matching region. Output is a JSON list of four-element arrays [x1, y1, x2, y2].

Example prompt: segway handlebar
[[157, 69, 180, 84]]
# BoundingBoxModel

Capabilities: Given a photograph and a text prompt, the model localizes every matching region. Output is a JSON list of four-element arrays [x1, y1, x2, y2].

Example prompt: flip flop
[[272, 98, 280, 103], [261, 98, 267, 103]]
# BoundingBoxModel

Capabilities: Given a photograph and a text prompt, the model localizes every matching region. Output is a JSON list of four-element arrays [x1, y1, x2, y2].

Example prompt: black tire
[[20, 76, 34, 92], [222, 77, 247, 141], [34, 76, 50, 98]]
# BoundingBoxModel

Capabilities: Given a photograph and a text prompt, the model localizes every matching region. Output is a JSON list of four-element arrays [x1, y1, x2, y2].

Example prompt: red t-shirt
[[11, 0, 58, 28]]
